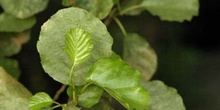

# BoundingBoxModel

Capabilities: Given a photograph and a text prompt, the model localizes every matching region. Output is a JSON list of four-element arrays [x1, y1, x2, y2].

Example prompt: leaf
[[141, 0, 199, 22], [123, 33, 157, 81], [120, 0, 145, 16], [0, 67, 32, 99], [29, 92, 54, 110], [37, 7, 113, 85], [78, 85, 103, 108], [86, 54, 149, 110], [0, 0, 49, 19], [72, 0, 113, 19], [62, 0, 75, 7], [0, 31, 30, 57], [0, 67, 30, 109], [0, 13, 36, 32], [0, 58, 20, 79], [63, 103, 81, 110], [143, 80, 186, 110], [65, 28, 93, 66]]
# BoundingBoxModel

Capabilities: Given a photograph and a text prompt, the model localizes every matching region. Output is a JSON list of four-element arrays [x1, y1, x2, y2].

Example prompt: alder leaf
[[0, 58, 20, 79], [72, 0, 113, 19], [0, 0, 49, 19], [78, 85, 103, 108], [37, 7, 113, 85], [0, 13, 36, 32], [29, 92, 54, 110], [143, 80, 186, 110], [123, 33, 157, 81], [142, 0, 199, 22], [0, 67, 31, 109], [86, 54, 149, 110], [65, 28, 93, 66]]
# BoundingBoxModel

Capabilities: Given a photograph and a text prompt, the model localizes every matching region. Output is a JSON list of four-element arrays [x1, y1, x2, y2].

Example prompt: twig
[[53, 85, 67, 101]]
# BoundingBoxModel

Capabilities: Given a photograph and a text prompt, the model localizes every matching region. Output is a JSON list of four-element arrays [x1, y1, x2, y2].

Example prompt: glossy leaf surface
[[123, 33, 157, 81], [143, 80, 185, 110], [73, 0, 113, 19], [86, 55, 149, 110], [0, 0, 49, 19], [0, 13, 36, 32], [29, 92, 54, 110], [37, 7, 113, 85], [65, 28, 93, 66], [142, 0, 199, 22]]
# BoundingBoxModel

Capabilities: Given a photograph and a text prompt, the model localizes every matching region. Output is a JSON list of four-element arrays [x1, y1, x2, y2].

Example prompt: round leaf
[[86, 54, 150, 110], [37, 7, 113, 85], [123, 33, 157, 81], [142, 0, 199, 22], [0, 13, 36, 32], [29, 92, 54, 110], [73, 0, 113, 19], [0, 0, 49, 19], [143, 80, 186, 110]]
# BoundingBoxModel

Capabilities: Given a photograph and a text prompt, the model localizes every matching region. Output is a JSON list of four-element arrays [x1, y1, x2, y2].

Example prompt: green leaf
[[29, 92, 54, 110], [37, 7, 113, 85], [78, 85, 103, 108], [0, 0, 49, 19], [143, 80, 186, 110], [0, 31, 30, 57], [86, 54, 149, 110], [63, 103, 81, 110], [120, 0, 145, 16], [65, 27, 93, 66], [0, 67, 31, 109], [0, 67, 32, 99], [0, 58, 20, 79], [141, 0, 199, 22], [62, 0, 75, 7], [0, 13, 36, 32], [123, 33, 157, 81], [73, 0, 113, 19]]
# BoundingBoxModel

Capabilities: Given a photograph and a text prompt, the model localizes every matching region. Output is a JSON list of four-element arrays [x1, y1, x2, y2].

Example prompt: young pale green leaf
[[142, 0, 199, 22], [73, 0, 113, 19], [65, 28, 93, 66], [0, 13, 36, 32], [143, 80, 186, 110], [86, 54, 149, 110], [123, 33, 157, 81], [29, 92, 54, 110], [0, 32, 30, 57], [0, 0, 49, 19], [37, 7, 113, 85], [0, 58, 20, 79], [78, 85, 103, 108]]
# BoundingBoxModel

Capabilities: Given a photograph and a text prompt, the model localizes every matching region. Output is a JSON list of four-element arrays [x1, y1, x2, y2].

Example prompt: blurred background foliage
[[1, 0, 219, 110]]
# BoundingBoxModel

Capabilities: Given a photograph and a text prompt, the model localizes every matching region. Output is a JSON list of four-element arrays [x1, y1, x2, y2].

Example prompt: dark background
[[15, 0, 220, 110]]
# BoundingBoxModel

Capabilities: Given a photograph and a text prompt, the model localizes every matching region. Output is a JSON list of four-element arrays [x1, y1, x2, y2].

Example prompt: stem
[[104, 7, 117, 26], [53, 85, 67, 101], [113, 17, 127, 37], [68, 64, 75, 86], [120, 5, 144, 15]]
